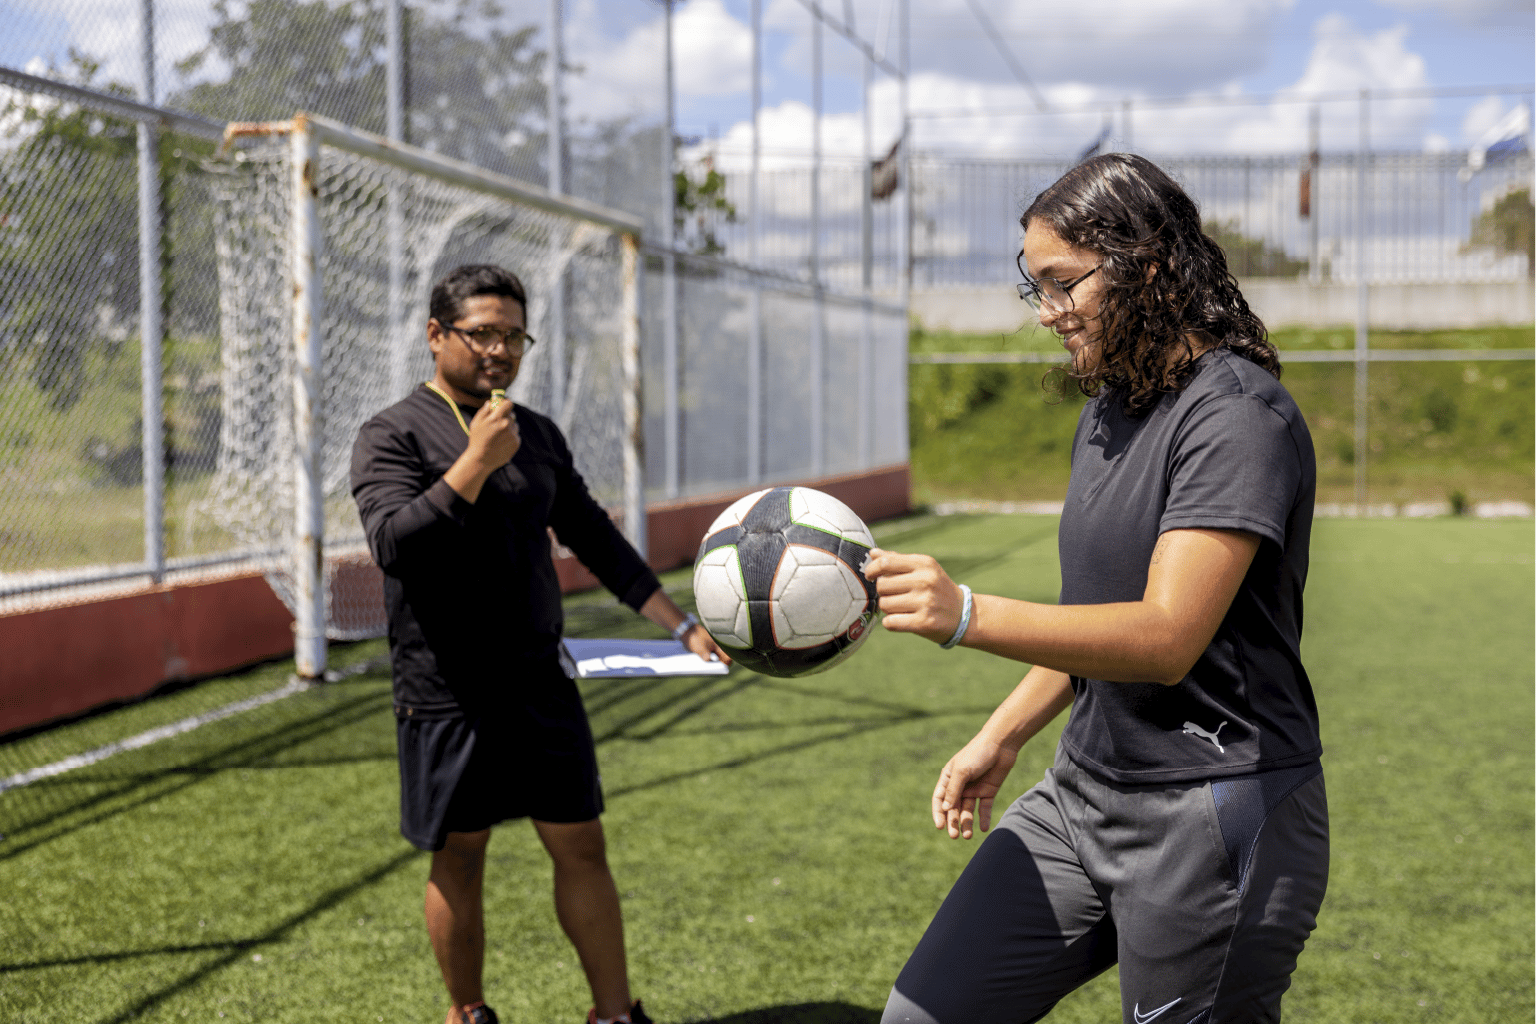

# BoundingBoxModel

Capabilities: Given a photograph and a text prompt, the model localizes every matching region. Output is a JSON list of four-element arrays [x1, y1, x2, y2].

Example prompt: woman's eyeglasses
[[1016, 265, 1103, 313]]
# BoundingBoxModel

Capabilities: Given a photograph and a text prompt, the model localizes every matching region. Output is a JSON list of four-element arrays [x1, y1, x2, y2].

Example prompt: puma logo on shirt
[[1182, 719, 1228, 753]]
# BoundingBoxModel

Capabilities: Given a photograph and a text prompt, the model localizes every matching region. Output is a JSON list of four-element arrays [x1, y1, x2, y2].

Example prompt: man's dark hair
[[1020, 153, 1279, 417], [429, 264, 528, 325]]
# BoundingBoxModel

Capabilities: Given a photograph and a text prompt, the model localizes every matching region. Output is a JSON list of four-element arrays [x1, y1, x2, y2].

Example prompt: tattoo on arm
[[1150, 536, 1167, 565]]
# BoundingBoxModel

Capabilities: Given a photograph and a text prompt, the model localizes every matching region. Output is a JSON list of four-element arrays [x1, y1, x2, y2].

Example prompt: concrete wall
[[1242, 280, 1534, 330], [0, 465, 909, 737], [911, 280, 1535, 334]]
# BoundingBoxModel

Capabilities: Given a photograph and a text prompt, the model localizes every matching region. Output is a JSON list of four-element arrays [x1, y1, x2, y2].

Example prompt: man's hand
[[466, 395, 520, 470], [638, 589, 733, 666], [443, 400, 519, 504], [679, 621, 733, 666], [933, 734, 1019, 839], [862, 548, 966, 645]]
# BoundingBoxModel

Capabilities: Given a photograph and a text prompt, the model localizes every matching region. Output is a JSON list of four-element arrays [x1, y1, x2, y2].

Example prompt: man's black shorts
[[395, 659, 604, 851]]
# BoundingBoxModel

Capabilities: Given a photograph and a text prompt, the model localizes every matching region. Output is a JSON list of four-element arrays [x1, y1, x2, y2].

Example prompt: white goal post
[[213, 112, 646, 680]]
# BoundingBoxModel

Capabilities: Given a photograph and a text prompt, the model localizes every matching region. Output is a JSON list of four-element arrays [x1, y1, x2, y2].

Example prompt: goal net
[[201, 113, 644, 676]]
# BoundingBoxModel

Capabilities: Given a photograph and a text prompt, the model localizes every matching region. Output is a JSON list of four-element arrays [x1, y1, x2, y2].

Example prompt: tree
[[675, 156, 737, 257], [173, 0, 550, 182], [1203, 220, 1307, 278], [0, 53, 144, 411], [1463, 187, 1534, 276]]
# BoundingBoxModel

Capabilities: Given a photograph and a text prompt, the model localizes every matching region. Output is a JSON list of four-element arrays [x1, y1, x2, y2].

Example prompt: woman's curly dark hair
[[1020, 153, 1280, 417]]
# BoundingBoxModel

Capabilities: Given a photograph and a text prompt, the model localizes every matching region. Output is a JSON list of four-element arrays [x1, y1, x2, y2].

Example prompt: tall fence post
[[898, 0, 911, 310], [621, 232, 647, 557], [385, 0, 409, 402], [291, 116, 327, 680], [138, 0, 164, 584], [547, 0, 567, 422], [662, 0, 680, 498], [810, 10, 825, 478], [1307, 103, 1321, 285], [747, 0, 764, 485], [1354, 89, 1370, 511], [859, 46, 874, 468]]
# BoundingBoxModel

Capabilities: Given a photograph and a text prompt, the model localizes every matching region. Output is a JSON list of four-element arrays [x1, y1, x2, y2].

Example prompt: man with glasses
[[351, 264, 728, 1024]]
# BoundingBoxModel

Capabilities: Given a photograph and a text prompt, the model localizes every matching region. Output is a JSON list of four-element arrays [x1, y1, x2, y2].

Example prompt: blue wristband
[[940, 585, 973, 649]]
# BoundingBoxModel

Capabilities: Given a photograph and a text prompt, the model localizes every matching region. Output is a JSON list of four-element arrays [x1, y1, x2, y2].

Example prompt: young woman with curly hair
[[865, 154, 1326, 1024]]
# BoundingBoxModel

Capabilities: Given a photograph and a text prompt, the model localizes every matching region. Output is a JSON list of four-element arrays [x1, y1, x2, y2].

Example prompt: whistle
[[489, 388, 506, 409]]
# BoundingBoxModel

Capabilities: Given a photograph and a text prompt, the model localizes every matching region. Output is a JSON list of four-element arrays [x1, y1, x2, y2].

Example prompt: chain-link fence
[[3, 2, 1529, 626], [0, 0, 913, 627], [908, 150, 1534, 288], [0, 74, 231, 608], [647, 249, 908, 499]]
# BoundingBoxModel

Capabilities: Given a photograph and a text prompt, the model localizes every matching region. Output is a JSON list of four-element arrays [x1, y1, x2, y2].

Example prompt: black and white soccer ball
[[692, 486, 880, 678]]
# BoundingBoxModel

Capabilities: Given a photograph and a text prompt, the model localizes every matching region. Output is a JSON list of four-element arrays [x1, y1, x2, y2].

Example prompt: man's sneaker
[[586, 1000, 652, 1024], [460, 1006, 499, 1024]]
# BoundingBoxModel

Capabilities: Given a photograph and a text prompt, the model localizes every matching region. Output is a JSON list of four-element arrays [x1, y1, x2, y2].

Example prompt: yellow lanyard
[[423, 381, 472, 437]]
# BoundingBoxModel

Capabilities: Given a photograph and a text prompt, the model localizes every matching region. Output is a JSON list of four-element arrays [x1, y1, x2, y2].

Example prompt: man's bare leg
[[534, 818, 632, 1019], [427, 829, 492, 1024]]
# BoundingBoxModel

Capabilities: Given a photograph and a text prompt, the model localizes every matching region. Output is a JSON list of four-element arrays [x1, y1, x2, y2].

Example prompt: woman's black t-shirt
[[1056, 348, 1321, 783]]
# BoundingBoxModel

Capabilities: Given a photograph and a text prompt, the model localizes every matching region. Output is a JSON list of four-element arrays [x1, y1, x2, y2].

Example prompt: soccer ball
[[692, 486, 880, 678]]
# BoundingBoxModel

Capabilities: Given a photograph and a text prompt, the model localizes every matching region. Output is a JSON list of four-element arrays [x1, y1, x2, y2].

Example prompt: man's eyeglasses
[[438, 321, 536, 356], [1016, 265, 1103, 313]]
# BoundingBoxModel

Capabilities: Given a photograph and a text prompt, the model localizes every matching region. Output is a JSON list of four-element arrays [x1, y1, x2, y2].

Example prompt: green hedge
[[909, 325, 1535, 506]]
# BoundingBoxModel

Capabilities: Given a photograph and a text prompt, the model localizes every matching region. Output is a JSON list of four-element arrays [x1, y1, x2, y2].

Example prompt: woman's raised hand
[[862, 548, 966, 645]]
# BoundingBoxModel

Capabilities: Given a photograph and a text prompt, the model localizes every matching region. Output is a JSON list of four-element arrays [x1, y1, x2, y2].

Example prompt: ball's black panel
[[694, 487, 880, 679], [696, 524, 743, 562]]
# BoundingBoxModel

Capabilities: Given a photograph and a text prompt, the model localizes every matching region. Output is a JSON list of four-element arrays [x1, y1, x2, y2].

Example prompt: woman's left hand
[[862, 548, 966, 645]]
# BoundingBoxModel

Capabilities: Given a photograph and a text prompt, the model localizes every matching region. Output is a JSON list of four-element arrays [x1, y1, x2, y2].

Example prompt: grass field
[[909, 324, 1535, 507], [1, 514, 1532, 1023], [3, 325, 1530, 575]]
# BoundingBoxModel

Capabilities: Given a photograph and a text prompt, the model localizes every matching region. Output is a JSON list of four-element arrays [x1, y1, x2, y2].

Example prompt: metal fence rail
[[908, 151, 1534, 287]]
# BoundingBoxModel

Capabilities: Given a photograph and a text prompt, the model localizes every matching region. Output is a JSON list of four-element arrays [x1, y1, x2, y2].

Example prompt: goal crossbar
[[223, 113, 646, 236]]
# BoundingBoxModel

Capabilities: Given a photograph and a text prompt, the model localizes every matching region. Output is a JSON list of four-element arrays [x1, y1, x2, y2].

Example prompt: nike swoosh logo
[[1133, 997, 1182, 1024]]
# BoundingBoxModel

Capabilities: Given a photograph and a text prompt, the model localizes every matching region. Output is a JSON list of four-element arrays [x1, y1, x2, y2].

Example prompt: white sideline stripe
[[0, 677, 313, 795]]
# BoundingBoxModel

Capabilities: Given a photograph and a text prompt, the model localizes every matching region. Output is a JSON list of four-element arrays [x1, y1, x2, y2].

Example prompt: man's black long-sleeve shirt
[[351, 384, 661, 715]]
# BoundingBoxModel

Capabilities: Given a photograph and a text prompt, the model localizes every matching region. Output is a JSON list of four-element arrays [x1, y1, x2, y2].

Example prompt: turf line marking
[[0, 677, 313, 795]]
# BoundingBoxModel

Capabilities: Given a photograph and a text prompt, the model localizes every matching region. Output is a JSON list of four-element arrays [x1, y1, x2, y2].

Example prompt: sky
[[1, 0, 1531, 166]]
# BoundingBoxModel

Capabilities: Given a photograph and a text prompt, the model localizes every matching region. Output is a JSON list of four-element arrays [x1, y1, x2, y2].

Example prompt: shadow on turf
[[586, 675, 994, 803], [0, 685, 394, 860], [3, 669, 987, 863], [0, 846, 427, 1023], [695, 1003, 880, 1024]]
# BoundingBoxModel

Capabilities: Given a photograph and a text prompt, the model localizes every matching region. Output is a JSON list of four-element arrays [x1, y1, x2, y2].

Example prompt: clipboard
[[560, 638, 731, 679]]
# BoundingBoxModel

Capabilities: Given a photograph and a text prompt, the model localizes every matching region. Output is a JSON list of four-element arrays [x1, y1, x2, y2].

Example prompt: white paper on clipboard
[[561, 638, 731, 679]]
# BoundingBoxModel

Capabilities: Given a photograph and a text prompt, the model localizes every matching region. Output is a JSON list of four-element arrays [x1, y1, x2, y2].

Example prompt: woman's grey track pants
[[883, 749, 1329, 1024]]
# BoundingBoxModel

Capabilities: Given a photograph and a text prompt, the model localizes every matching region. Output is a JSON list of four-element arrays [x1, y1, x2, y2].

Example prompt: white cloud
[[566, 0, 752, 122], [1371, 0, 1531, 25], [1462, 94, 1510, 142], [1220, 15, 1433, 153], [2, 0, 217, 98], [0, 57, 57, 147], [763, 0, 1297, 96], [673, 0, 755, 95], [696, 11, 1445, 164]]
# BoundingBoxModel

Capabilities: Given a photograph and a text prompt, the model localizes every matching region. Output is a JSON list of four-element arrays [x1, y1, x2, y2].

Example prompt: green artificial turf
[[0, 515, 1531, 1023]]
